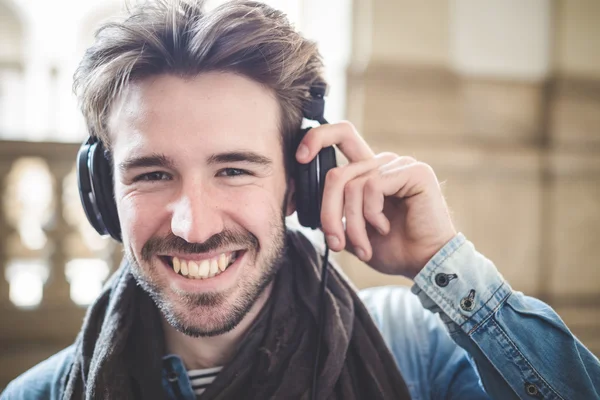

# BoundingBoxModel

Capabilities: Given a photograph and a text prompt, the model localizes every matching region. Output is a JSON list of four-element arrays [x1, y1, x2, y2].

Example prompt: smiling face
[[109, 72, 293, 337]]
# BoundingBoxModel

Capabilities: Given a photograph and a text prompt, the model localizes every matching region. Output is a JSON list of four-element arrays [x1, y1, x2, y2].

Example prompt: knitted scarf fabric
[[63, 230, 411, 399]]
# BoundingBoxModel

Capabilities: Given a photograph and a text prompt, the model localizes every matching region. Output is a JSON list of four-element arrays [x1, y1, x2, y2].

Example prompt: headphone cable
[[311, 242, 330, 400]]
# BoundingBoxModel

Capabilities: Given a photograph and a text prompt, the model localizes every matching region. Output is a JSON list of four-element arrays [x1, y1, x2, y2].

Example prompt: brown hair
[[73, 0, 325, 175]]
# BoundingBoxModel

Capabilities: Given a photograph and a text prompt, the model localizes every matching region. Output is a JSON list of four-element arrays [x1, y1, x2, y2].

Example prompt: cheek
[[117, 191, 171, 250], [222, 186, 284, 238]]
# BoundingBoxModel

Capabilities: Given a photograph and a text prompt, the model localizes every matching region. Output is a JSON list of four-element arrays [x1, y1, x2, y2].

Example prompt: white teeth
[[188, 261, 199, 278], [198, 259, 210, 279], [180, 260, 188, 276], [209, 259, 219, 277], [171, 251, 240, 279], [218, 253, 227, 271]]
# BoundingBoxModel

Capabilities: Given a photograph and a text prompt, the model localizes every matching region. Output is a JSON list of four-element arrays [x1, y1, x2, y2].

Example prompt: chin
[[152, 263, 276, 338], [162, 294, 249, 337]]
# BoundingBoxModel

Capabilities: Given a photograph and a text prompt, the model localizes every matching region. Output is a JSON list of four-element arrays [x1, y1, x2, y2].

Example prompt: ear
[[285, 178, 296, 217]]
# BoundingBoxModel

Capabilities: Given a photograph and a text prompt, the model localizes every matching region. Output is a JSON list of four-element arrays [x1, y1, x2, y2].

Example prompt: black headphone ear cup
[[90, 141, 121, 241], [317, 146, 336, 209], [295, 153, 319, 229], [76, 138, 122, 241], [294, 129, 337, 229], [77, 139, 104, 235]]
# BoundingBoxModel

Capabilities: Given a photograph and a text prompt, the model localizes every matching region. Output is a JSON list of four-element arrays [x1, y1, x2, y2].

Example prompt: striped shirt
[[187, 366, 223, 396]]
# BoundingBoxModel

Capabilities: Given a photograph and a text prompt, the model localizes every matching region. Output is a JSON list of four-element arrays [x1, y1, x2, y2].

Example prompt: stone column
[[445, 0, 553, 295], [0, 159, 14, 305], [43, 160, 75, 307]]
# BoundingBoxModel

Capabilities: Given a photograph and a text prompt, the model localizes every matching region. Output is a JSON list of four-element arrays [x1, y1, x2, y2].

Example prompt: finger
[[343, 177, 372, 261], [296, 121, 375, 164], [363, 179, 390, 236], [363, 157, 417, 235], [384, 155, 418, 169], [378, 161, 436, 198], [320, 153, 396, 250]]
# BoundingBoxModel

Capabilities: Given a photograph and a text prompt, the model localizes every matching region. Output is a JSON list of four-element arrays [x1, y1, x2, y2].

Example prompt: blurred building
[[1, 0, 599, 390]]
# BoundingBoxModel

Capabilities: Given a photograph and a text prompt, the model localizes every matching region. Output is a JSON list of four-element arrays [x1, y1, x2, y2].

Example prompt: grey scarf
[[63, 230, 411, 399]]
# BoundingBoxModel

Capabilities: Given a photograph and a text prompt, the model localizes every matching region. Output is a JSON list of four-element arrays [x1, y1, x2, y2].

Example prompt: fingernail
[[296, 144, 309, 160], [355, 248, 366, 260], [326, 235, 339, 248]]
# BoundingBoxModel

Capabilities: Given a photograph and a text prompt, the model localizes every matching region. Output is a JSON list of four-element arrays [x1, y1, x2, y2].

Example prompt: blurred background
[[1, 0, 599, 389]]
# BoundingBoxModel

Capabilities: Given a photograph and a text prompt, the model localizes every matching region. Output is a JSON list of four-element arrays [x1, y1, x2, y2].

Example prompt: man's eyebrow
[[118, 154, 175, 174], [207, 151, 273, 166]]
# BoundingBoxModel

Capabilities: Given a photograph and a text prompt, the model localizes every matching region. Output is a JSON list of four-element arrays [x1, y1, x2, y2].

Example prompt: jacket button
[[525, 382, 540, 397], [435, 273, 449, 287], [460, 297, 474, 311], [460, 289, 476, 311], [167, 372, 178, 382], [435, 273, 457, 287]]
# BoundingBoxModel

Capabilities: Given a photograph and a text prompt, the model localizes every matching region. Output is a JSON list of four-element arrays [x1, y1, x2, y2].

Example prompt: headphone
[[76, 82, 336, 241]]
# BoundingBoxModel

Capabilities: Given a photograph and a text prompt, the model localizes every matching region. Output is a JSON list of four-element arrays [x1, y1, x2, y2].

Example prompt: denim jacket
[[2, 233, 599, 399]]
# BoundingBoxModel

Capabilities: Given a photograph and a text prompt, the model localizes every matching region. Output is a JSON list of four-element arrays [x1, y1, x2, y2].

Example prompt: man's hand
[[296, 121, 457, 280]]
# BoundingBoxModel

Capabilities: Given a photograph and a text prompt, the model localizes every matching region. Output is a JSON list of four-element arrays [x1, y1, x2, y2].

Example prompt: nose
[[170, 182, 224, 244]]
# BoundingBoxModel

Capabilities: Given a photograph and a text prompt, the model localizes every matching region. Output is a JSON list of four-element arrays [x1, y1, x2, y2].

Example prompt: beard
[[125, 212, 288, 338]]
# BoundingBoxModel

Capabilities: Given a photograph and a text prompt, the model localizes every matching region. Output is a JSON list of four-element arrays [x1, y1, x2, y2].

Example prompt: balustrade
[[0, 140, 121, 388]]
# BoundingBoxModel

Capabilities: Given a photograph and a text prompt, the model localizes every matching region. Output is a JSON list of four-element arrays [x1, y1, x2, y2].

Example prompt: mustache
[[141, 229, 259, 262]]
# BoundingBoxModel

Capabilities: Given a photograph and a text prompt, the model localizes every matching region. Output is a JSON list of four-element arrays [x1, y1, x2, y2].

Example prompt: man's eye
[[133, 171, 171, 182], [218, 168, 252, 177]]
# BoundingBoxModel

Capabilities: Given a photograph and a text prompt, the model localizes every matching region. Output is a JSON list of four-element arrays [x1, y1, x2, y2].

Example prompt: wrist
[[409, 231, 459, 280]]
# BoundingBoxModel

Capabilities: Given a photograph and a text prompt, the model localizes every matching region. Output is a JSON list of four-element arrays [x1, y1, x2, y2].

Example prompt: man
[[2, 0, 599, 399]]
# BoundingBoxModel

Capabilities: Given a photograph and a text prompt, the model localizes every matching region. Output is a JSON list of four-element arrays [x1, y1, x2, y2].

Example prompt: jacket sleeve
[[0, 345, 75, 400], [411, 233, 600, 400], [359, 285, 491, 400]]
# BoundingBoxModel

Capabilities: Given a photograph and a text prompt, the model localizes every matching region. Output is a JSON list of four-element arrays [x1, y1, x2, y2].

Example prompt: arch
[[0, 0, 25, 65], [0, 0, 29, 139], [0, 0, 29, 31]]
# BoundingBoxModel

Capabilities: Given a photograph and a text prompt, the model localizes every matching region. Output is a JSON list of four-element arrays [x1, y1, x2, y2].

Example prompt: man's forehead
[[107, 72, 283, 158], [108, 73, 280, 130]]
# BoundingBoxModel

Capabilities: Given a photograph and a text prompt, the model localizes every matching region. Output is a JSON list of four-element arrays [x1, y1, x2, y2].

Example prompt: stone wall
[[339, 0, 600, 357]]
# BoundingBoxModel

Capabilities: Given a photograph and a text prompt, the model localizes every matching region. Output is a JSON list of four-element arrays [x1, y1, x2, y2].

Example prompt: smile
[[161, 251, 241, 280]]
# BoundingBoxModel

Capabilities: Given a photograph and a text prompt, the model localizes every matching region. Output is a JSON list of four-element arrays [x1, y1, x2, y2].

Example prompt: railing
[[0, 140, 121, 388]]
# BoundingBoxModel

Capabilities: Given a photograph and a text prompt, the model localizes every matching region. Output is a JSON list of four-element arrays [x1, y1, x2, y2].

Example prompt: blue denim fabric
[[409, 233, 600, 399], [163, 354, 197, 400], [3, 234, 599, 399]]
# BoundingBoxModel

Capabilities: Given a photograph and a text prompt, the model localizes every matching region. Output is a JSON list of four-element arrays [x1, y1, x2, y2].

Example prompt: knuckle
[[326, 166, 345, 183], [377, 151, 399, 161], [375, 152, 399, 165], [345, 204, 361, 218], [416, 161, 436, 177], [343, 178, 362, 197], [364, 176, 380, 192], [363, 208, 379, 222], [304, 126, 323, 146], [338, 120, 357, 133]]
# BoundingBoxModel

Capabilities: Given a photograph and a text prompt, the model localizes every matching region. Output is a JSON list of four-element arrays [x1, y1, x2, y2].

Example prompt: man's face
[[109, 72, 291, 337]]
